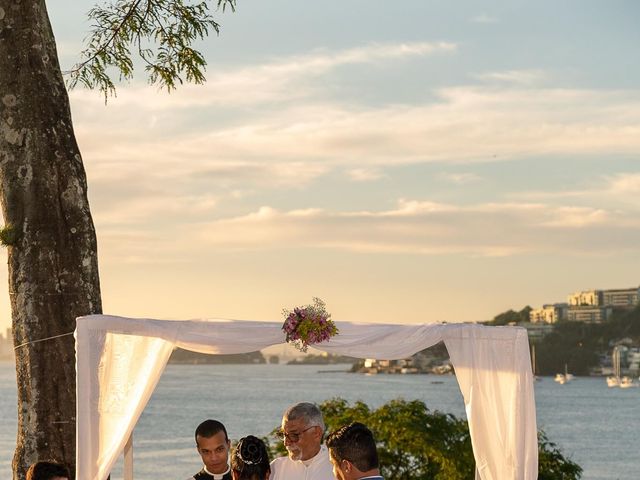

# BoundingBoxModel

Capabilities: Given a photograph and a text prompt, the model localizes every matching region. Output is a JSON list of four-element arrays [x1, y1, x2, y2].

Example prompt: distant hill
[[169, 348, 265, 364], [485, 305, 640, 375], [484, 306, 532, 326], [287, 354, 358, 365], [534, 306, 640, 375]]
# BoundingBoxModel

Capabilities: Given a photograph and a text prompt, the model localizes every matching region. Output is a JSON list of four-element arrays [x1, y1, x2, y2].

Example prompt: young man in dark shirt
[[189, 419, 232, 480]]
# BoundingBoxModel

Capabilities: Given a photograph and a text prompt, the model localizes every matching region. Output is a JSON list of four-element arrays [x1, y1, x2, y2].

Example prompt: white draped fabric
[[75, 315, 537, 480]]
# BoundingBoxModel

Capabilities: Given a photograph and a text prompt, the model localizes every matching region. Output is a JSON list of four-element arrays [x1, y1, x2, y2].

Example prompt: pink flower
[[281, 298, 338, 352]]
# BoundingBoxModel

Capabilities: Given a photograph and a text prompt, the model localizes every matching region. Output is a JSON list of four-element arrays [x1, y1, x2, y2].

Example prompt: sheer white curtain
[[75, 315, 537, 480]]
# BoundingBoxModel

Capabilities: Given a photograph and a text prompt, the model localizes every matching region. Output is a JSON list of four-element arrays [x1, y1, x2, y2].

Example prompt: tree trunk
[[0, 1, 102, 479]]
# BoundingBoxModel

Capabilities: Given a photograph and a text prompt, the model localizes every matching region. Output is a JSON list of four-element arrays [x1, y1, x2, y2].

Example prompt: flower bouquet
[[282, 297, 338, 352]]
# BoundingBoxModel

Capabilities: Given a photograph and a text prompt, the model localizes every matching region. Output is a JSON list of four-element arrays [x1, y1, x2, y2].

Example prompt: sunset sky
[[1, 0, 639, 331]]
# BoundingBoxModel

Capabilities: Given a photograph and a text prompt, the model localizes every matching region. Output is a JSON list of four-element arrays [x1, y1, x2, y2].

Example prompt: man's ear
[[342, 459, 353, 473]]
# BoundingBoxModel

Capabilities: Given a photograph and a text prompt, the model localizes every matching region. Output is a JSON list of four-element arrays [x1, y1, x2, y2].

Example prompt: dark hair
[[26, 461, 70, 480], [326, 422, 379, 472], [231, 436, 271, 480], [195, 419, 229, 443]]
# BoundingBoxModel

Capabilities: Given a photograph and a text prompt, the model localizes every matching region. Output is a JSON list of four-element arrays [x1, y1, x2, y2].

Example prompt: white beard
[[287, 446, 302, 461]]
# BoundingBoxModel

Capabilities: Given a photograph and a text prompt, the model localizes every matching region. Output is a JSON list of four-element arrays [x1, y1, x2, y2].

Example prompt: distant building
[[566, 306, 613, 323], [601, 288, 640, 309], [627, 350, 640, 375], [568, 286, 639, 309], [568, 290, 601, 307], [360, 358, 423, 374], [529, 303, 568, 324]]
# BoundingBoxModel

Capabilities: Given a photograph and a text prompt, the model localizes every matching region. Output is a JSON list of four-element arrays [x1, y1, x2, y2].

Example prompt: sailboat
[[608, 346, 638, 388], [554, 363, 573, 384], [607, 346, 621, 387]]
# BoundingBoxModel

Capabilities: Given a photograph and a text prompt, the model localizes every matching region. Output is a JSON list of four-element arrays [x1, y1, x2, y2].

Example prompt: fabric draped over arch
[[75, 315, 537, 480]]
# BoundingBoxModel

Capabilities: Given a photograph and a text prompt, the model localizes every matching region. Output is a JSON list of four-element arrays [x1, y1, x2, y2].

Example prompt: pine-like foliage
[[67, 0, 236, 98]]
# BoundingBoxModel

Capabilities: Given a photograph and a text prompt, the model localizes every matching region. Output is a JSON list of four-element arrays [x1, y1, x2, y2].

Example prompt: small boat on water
[[554, 364, 573, 384], [606, 346, 637, 388], [607, 376, 620, 388], [619, 376, 638, 388]]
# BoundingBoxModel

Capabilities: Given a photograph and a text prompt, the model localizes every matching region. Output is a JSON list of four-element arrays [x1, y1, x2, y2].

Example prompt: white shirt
[[269, 444, 336, 480]]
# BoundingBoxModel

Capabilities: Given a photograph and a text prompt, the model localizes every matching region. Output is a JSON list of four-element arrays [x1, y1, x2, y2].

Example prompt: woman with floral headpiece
[[231, 436, 271, 480]]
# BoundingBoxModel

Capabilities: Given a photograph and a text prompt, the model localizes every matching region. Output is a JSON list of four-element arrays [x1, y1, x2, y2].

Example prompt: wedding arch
[[74, 315, 538, 480]]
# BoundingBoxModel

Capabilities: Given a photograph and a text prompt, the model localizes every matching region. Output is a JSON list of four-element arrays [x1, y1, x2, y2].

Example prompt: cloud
[[475, 69, 546, 85], [347, 168, 385, 182], [606, 172, 640, 195], [93, 191, 219, 226], [470, 14, 499, 24], [69, 41, 457, 111], [189, 200, 640, 257], [514, 172, 640, 208], [68, 39, 640, 199], [75, 86, 640, 188], [438, 172, 482, 185], [76, 81, 640, 234], [66, 42, 640, 246], [69, 41, 459, 190]]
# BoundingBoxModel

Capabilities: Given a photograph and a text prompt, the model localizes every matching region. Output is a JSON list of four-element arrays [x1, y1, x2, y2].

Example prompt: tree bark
[[0, 1, 102, 479]]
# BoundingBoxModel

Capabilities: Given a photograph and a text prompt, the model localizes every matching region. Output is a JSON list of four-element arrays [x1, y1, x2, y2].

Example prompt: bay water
[[1, 362, 638, 479]]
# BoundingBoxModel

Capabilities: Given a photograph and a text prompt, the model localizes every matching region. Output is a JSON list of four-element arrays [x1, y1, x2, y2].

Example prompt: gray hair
[[284, 402, 325, 432]]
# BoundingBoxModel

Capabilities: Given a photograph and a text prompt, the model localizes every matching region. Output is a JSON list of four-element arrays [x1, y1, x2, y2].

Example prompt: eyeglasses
[[277, 425, 317, 442]]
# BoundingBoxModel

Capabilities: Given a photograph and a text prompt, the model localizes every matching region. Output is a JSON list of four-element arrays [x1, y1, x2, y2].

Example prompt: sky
[[1, 0, 640, 332]]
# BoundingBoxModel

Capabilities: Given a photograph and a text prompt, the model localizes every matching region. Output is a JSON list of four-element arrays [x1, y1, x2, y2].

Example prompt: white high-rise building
[[529, 303, 568, 324]]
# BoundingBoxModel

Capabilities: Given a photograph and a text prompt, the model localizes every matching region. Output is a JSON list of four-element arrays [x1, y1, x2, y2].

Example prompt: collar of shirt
[[299, 444, 327, 468], [204, 464, 230, 479]]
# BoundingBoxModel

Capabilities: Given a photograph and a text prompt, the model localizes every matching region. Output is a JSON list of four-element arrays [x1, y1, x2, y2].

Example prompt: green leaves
[[319, 398, 475, 480], [66, 0, 237, 100], [0, 224, 20, 247], [537, 431, 583, 480], [282, 398, 582, 480]]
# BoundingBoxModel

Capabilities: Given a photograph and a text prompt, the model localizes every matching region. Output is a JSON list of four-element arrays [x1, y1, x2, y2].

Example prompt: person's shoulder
[[269, 455, 289, 480], [269, 455, 293, 479], [318, 445, 331, 461], [270, 455, 289, 466]]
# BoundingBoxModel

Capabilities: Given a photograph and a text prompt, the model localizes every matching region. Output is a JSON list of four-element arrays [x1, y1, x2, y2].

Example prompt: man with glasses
[[269, 402, 336, 480]]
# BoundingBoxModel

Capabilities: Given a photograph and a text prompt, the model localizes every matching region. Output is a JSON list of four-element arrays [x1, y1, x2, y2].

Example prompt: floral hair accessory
[[282, 297, 338, 352]]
